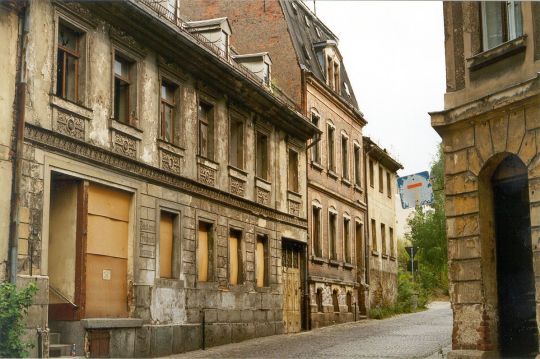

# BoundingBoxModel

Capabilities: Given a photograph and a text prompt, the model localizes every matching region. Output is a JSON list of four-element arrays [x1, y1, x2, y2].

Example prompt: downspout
[[9, 2, 29, 283], [301, 67, 311, 331]]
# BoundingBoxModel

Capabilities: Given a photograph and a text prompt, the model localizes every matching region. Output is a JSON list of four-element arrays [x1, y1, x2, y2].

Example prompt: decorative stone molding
[[256, 187, 270, 206], [24, 124, 306, 229], [288, 199, 301, 217], [160, 150, 181, 175], [55, 110, 85, 140], [229, 177, 245, 197], [198, 164, 216, 187], [112, 130, 138, 159]]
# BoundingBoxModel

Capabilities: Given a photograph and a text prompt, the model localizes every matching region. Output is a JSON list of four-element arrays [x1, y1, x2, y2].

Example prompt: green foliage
[[0, 282, 38, 358], [405, 143, 448, 297]]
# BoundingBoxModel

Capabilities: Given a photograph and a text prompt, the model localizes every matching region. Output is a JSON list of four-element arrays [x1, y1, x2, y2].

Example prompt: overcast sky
[[304, 1, 446, 236], [305, 1, 445, 176]]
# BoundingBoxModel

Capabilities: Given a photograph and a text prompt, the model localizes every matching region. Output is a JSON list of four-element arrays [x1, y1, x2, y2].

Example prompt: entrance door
[[85, 183, 130, 318], [492, 155, 538, 357], [282, 241, 302, 333]]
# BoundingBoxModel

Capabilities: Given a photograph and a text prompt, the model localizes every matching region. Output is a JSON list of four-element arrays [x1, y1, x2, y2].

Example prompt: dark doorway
[[493, 155, 538, 357]]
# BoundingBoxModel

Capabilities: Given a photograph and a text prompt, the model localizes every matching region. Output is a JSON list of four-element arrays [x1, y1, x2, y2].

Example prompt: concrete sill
[[311, 256, 326, 264], [371, 250, 380, 257], [327, 170, 338, 180], [382, 254, 389, 260], [310, 161, 324, 172], [81, 318, 143, 329], [328, 259, 340, 267], [467, 35, 527, 71], [389, 256, 396, 261], [343, 263, 354, 270], [354, 184, 363, 193], [341, 178, 351, 187]]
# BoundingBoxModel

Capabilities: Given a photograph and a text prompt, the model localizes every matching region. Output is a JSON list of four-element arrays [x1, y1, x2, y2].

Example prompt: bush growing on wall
[[0, 282, 37, 358]]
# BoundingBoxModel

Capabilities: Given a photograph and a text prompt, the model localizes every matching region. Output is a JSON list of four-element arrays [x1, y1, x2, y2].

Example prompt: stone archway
[[479, 154, 538, 357]]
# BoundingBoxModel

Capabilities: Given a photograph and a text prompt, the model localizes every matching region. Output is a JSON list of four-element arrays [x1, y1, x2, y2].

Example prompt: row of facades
[[0, 0, 402, 357]]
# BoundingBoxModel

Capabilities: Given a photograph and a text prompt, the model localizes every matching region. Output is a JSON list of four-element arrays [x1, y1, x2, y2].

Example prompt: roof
[[364, 137, 404, 173], [280, 0, 359, 110]]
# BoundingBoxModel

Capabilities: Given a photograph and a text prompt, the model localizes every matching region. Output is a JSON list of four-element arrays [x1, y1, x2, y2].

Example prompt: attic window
[[344, 82, 351, 97], [304, 15, 311, 27], [302, 44, 311, 60], [315, 27, 321, 39], [291, 2, 298, 14]]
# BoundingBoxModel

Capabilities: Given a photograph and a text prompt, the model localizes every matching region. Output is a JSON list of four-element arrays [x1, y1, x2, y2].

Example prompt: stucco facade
[[364, 138, 402, 308], [180, 0, 370, 330], [431, 2, 540, 358], [1, 0, 317, 357]]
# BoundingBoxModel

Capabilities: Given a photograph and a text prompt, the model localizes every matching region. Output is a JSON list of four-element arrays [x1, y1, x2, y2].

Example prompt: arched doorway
[[492, 155, 537, 357]]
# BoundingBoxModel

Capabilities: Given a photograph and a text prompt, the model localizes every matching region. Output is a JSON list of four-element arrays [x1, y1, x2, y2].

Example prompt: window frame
[[386, 171, 392, 198], [381, 223, 387, 256], [197, 219, 215, 283], [378, 165, 384, 193], [343, 215, 351, 264], [312, 202, 323, 258], [288, 148, 300, 193], [353, 142, 362, 187], [197, 98, 215, 160], [371, 218, 377, 252], [228, 227, 244, 286], [229, 114, 246, 170], [255, 130, 270, 181], [369, 159, 374, 188], [481, 1, 523, 51], [255, 233, 270, 288], [341, 132, 349, 180], [327, 122, 336, 173], [328, 208, 338, 261], [159, 78, 180, 144], [56, 23, 81, 102], [310, 110, 321, 164]]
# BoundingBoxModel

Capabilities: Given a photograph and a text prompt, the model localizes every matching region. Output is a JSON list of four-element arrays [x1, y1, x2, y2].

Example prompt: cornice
[[24, 124, 307, 230], [308, 180, 367, 212]]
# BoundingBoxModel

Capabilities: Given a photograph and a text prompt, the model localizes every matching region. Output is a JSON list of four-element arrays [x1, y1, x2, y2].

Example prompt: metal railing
[[137, 0, 301, 112], [49, 285, 78, 308]]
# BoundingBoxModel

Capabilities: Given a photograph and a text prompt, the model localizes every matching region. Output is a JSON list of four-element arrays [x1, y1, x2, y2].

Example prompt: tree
[[405, 144, 448, 292]]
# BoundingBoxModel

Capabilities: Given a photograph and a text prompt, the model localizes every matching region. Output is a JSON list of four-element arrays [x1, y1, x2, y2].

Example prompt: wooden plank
[[198, 223, 209, 282], [86, 215, 128, 259], [87, 183, 131, 222], [160, 213, 174, 278], [85, 254, 128, 318]]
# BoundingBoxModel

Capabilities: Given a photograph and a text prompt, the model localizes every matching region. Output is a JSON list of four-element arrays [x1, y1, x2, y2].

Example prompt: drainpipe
[[9, 1, 29, 283]]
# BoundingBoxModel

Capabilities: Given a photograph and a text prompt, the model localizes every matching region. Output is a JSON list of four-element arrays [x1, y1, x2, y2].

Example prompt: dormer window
[[333, 62, 340, 94], [263, 62, 270, 86], [315, 27, 322, 39], [233, 52, 272, 87], [220, 30, 229, 57], [327, 56, 334, 89], [186, 17, 232, 60], [304, 15, 311, 27]]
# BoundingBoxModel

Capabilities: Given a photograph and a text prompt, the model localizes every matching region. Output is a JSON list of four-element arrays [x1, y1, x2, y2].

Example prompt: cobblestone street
[[170, 302, 452, 359]]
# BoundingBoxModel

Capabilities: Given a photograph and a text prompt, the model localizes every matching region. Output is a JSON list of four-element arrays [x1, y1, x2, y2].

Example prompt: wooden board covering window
[[198, 222, 210, 282], [255, 236, 266, 287], [229, 233, 239, 285], [160, 212, 174, 278]]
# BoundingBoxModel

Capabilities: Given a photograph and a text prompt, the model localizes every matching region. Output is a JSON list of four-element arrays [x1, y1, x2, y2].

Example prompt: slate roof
[[280, 0, 360, 110]]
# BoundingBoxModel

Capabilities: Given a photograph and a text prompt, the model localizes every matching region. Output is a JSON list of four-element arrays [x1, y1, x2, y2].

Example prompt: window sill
[[343, 263, 354, 270], [327, 170, 338, 180], [354, 184, 363, 193], [228, 165, 248, 181], [467, 35, 527, 71], [311, 255, 326, 264], [196, 155, 219, 170], [50, 94, 93, 119], [255, 286, 271, 293], [371, 250, 379, 257], [287, 190, 302, 202], [389, 256, 396, 262], [310, 161, 324, 172], [157, 139, 185, 157], [155, 277, 184, 289], [341, 178, 351, 187], [110, 119, 143, 140], [382, 254, 389, 260], [255, 177, 272, 191], [328, 259, 340, 267]]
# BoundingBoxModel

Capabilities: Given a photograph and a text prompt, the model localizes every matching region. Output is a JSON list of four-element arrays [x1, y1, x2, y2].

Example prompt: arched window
[[332, 289, 339, 313], [316, 288, 324, 312]]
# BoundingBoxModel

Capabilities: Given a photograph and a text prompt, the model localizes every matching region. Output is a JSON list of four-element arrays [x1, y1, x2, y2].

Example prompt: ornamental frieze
[[256, 187, 270, 206], [24, 124, 306, 229], [198, 164, 216, 187], [160, 150, 181, 175], [288, 200, 301, 217], [55, 111, 85, 140], [112, 130, 137, 159], [230, 177, 245, 197]]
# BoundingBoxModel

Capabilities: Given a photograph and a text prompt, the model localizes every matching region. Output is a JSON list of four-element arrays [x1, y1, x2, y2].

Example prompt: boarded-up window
[[371, 219, 377, 250], [229, 229, 243, 285], [198, 222, 213, 282], [329, 212, 337, 260], [381, 223, 386, 255], [159, 212, 175, 278], [256, 235, 268, 287], [229, 118, 244, 169], [288, 149, 299, 193], [256, 132, 269, 180], [312, 206, 322, 257], [344, 217, 350, 263]]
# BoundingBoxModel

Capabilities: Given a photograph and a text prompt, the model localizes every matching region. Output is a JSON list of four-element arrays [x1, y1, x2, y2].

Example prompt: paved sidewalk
[[169, 301, 452, 358]]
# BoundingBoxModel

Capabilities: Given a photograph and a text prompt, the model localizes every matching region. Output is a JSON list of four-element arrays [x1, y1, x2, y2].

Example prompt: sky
[[304, 1, 446, 236]]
